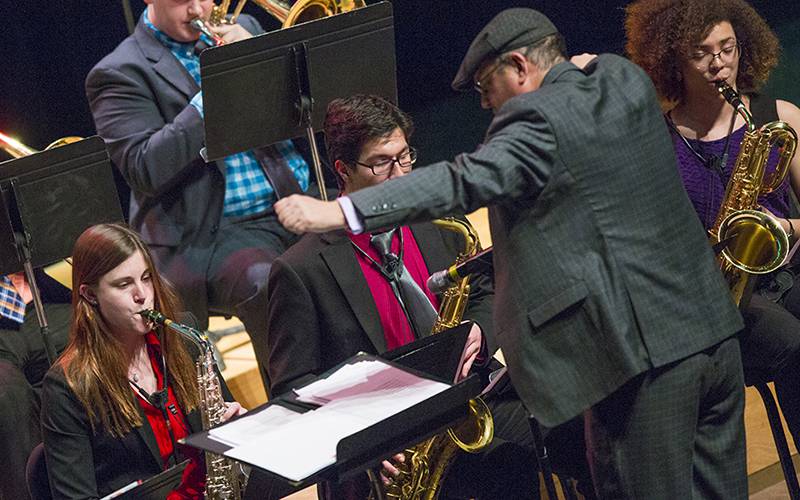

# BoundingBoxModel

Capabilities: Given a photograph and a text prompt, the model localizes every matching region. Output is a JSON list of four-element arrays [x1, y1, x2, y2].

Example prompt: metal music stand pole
[[529, 415, 559, 500], [14, 229, 57, 364], [292, 42, 327, 201]]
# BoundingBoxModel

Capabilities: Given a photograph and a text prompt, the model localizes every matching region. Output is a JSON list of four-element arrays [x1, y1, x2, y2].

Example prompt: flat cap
[[451, 8, 559, 91]]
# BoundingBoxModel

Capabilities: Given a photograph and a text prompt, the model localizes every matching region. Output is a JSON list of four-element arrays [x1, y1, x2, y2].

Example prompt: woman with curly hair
[[626, 0, 800, 450], [40, 224, 245, 499]]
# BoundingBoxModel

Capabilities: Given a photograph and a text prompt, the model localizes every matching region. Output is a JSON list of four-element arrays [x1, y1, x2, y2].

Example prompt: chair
[[528, 415, 580, 500], [25, 442, 52, 500], [748, 378, 800, 499]]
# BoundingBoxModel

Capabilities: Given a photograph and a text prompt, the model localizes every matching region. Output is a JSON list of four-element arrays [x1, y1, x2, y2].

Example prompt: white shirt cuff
[[337, 196, 364, 234], [190, 91, 204, 117]]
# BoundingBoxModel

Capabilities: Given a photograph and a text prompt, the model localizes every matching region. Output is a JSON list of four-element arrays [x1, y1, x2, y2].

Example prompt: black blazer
[[40, 342, 234, 500], [260, 221, 495, 398]]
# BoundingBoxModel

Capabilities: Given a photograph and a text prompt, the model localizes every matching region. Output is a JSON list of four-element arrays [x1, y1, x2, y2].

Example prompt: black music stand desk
[[0, 136, 123, 361], [183, 324, 480, 492], [199, 1, 397, 198]]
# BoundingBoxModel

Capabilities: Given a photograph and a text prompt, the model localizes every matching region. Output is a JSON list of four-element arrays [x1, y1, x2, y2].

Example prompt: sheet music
[[209, 404, 300, 447], [221, 359, 449, 481]]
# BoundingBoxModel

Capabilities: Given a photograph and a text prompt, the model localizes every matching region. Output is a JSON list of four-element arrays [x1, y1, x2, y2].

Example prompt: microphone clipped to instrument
[[427, 246, 494, 295]]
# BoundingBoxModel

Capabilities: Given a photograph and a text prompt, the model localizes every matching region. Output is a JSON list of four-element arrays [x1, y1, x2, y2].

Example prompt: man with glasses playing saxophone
[[263, 94, 594, 499], [85, 0, 320, 358]]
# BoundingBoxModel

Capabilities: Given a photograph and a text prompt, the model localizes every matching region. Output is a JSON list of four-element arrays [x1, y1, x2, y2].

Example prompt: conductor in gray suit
[[274, 8, 747, 500]]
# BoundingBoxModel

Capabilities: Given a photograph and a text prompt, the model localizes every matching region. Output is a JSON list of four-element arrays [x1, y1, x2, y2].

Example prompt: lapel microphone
[[148, 388, 169, 410]]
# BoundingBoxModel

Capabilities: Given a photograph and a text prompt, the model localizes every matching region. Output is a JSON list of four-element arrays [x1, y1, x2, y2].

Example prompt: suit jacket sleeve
[[41, 367, 100, 500], [85, 15, 264, 198], [349, 105, 556, 231], [265, 256, 323, 398], [86, 61, 206, 199]]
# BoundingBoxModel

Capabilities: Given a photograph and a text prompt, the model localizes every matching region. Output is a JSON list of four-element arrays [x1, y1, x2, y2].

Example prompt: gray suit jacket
[[85, 15, 295, 325], [348, 55, 743, 426]]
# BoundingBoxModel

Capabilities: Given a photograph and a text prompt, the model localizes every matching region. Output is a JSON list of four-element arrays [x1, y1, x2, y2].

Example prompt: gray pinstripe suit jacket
[[348, 55, 744, 427]]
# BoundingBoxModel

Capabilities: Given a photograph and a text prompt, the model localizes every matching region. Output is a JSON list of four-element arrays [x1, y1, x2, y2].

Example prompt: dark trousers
[[0, 303, 70, 500], [742, 293, 800, 447], [585, 336, 747, 500], [442, 390, 539, 499], [204, 213, 300, 382], [317, 387, 592, 500]]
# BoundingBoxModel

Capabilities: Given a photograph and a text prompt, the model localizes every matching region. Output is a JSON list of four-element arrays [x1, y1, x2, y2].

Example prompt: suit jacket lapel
[[134, 20, 200, 100], [320, 231, 387, 353], [131, 404, 165, 470]]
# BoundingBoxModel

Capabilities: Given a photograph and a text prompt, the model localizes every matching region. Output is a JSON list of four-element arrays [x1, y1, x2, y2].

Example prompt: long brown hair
[[59, 223, 199, 437]]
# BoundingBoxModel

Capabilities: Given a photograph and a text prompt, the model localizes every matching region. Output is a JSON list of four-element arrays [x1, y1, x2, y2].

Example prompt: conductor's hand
[[221, 402, 247, 423], [379, 453, 406, 486], [275, 195, 346, 234], [457, 323, 483, 382], [212, 23, 253, 44], [571, 53, 598, 69]]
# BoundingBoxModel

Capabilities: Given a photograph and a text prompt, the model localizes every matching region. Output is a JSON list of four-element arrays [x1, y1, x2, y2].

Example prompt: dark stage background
[[1, 1, 798, 213]]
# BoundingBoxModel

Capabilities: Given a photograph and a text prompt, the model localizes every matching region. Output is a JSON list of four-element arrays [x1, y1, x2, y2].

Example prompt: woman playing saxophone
[[626, 0, 800, 454], [40, 223, 244, 499]]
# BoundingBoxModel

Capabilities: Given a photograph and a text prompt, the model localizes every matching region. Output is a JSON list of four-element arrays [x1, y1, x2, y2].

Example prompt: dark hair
[[323, 94, 414, 188], [61, 223, 198, 436], [625, 0, 779, 105], [515, 33, 567, 71]]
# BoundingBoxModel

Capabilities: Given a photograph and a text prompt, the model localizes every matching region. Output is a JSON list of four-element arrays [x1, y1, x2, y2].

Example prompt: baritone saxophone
[[712, 82, 798, 306]]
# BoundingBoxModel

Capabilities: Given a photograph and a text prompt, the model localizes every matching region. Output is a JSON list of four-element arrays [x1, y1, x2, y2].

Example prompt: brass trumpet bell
[[250, 0, 366, 28]]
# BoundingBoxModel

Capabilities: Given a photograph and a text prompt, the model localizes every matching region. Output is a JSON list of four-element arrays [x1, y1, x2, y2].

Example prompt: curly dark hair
[[625, 0, 780, 104], [323, 94, 414, 189]]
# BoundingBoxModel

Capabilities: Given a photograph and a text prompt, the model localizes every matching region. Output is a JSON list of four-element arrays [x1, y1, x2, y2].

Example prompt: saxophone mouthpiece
[[716, 81, 744, 110], [137, 309, 165, 325]]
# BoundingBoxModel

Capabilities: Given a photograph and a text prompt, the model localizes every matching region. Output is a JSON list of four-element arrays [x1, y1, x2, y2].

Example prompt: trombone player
[[85, 0, 321, 352]]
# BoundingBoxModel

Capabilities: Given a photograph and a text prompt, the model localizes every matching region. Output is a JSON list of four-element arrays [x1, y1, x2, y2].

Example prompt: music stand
[[103, 459, 190, 500], [0, 137, 123, 362], [200, 1, 397, 200]]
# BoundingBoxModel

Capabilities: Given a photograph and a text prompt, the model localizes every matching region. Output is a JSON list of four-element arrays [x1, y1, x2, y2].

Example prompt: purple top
[[671, 124, 789, 230]]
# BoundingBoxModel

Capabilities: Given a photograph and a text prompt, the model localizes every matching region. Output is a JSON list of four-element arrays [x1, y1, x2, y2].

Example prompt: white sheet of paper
[[208, 404, 300, 447], [221, 359, 449, 481]]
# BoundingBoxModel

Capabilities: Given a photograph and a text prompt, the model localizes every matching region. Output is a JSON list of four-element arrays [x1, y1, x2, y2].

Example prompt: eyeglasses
[[689, 42, 739, 67], [354, 147, 417, 176], [473, 59, 508, 94]]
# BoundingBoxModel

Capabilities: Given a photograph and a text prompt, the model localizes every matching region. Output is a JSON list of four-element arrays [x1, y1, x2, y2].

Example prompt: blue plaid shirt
[[143, 9, 309, 217]]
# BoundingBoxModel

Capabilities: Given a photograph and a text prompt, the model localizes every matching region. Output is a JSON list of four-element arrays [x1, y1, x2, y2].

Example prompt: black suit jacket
[[262, 222, 495, 398], [40, 334, 235, 500], [40, 366, 201, 499], [349, 55, 744, 426], [85, 15, 318, 326]]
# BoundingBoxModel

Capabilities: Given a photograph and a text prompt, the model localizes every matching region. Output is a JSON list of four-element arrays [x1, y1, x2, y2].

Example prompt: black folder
[[182, 347, 480, 489]]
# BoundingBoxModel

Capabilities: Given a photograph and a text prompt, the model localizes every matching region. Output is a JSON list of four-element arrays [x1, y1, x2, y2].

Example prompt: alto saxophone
[[712, 82, 798, 305], [373, 218, 494, 500], [139, 309, 244, 500]]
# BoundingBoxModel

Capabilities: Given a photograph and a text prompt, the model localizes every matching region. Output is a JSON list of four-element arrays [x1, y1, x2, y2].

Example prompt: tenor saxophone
[[139, 309, 244, 500], [712, 82, 798, 305], [373, 218, 494, 500]]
